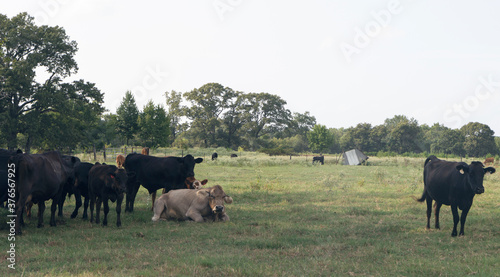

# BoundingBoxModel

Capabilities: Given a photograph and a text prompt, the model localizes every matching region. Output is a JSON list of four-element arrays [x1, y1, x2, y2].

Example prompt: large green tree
[[460, 122, 497, 157], [116, 91, 139, 145], [183, 83, 236, 147], [239, 92, 291, 148], [0, 13, 104, 151]]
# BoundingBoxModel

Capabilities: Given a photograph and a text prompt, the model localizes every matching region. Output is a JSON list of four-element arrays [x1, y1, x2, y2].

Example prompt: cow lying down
[[152, 185, 232, 222]]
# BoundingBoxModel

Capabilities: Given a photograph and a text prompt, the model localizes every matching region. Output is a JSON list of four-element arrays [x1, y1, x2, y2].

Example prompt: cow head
[[185, 177, 208, 189], [206, 185, 232, 214], [109, 168, 128, 194], [180, 155, 203, 178], [456, 162, 496, 194]]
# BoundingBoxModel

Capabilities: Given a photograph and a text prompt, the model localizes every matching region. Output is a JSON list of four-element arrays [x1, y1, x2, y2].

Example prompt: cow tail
[[416, 189, 427, 202]]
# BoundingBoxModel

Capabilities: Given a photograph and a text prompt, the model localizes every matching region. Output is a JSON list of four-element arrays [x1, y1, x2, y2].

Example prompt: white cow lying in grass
[[152, 185, 232, 222]]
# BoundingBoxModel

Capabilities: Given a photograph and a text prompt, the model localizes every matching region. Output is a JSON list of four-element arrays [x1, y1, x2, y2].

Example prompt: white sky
[[3, 0, 500, 135]]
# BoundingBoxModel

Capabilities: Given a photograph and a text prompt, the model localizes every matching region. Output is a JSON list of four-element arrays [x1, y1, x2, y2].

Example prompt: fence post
[[103, 145, 107, 161]]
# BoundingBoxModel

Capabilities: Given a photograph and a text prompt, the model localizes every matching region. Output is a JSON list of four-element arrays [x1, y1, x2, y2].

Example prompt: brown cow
[[116, 155, 125, 168], [484, 157, 494, 166], [186, 178, 208, 190], [152, 185, 232, 222], [141, 147, 150, 155]]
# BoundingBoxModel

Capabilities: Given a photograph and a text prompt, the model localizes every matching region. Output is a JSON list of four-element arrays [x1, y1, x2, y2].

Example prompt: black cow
[[124, 153, 203, 212], [10, 151, 79, 234], [68, 162, 94, 219], [88, 164, 128, 227], [417, 155, 496, 236], [0, 149, 23, 207], [231, 154, 238, 158], [212, 152, 218, 161], [312, 156, 324, 165]]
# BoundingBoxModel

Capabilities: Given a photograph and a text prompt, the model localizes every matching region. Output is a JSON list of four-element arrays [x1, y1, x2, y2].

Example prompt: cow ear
[[201, 179, 208, 185], [224, 195, 233, 204], [484, 167, 496, 175], [456, 164, 468, 174], [195, 158, 203, 164]]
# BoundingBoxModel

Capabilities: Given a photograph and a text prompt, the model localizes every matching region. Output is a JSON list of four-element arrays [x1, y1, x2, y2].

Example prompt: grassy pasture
[[1, 154, 499, 276]]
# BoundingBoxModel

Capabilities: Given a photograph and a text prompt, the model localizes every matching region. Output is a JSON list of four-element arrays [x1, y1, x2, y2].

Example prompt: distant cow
[[483, 157, 494, 166], [88, 164, 128, 227], [312, 156, 324, 165], [116, 155, 125, 168], [69, 162, 94, 219], [124, 153, 203, 212], [10, 151, 79, 234], [212, 152, 218, 161], [417, 155, 496, 236], [152, 185, 232, 222], [141, 147, 150, 155], [0, 149, 22, 207], [231, 154, 238, 158]]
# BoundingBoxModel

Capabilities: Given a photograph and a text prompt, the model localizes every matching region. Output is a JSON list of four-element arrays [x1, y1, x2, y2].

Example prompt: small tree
[[138, 100, 170, 148], [116, 91, 139, 145], [307, 124, 334, 153]]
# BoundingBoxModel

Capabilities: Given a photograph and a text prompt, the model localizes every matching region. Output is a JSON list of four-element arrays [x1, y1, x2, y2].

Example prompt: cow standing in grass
[[10, 151, 79, 234], [88, 164, 128, 227], [417, 155, 495, 236], [124, 153, 203, 212]]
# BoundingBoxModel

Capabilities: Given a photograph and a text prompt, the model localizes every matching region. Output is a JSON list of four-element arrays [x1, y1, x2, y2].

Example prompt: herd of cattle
[[1, 148, 232, 235], [0, 148, 496, 237]]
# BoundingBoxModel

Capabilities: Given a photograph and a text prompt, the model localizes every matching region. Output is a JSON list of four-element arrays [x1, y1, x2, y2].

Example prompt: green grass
[[1, 155, 499, 276]]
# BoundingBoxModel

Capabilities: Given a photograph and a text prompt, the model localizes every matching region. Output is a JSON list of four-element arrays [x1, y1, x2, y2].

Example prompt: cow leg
[[95, 197, 102, 224], [82, 197, 89, 220], [425, 196, 432, 229], [151, 191, 156, 211], [152, 197, 167, 222], [15, 195, 28, 234], [58, 193, 66, 217], [71, 191, 82, 219], [26, 201, 33, 218], [459, 207, 470, 236], [186, 208, 204, 222], [89, 196, 95, 223], [116, 194, 123, 227], [37, 202, 46, 228], [102, 197, 109, 226], [125, 182, 139, 212], [450, 204, 460, 237], [434, 202, 442, 229], [50, 198, 58, 227]]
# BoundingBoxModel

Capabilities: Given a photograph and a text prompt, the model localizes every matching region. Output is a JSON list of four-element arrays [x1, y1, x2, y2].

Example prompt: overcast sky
[[3, 0, 500, 135]]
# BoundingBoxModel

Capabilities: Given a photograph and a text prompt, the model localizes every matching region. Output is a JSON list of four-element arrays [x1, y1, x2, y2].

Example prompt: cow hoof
[[70, 213, 77, 219], [116, 222, 121, 227], [102, 222, 107, 226], [37, 224, 44, 228]]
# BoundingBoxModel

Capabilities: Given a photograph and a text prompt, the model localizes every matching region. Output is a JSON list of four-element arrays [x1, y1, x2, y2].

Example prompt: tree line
[[1, 13, 499, 158]]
